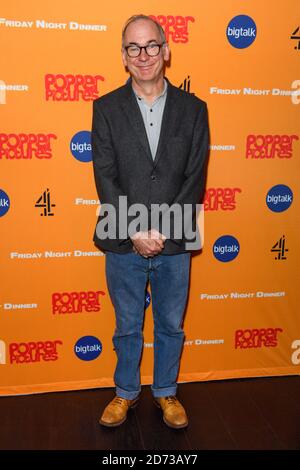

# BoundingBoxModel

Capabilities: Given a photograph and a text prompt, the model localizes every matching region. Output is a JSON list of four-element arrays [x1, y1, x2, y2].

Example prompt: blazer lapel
[[153, 81, 175, 168], [120, 83, 153, 166], [120, 79, 177, 168]]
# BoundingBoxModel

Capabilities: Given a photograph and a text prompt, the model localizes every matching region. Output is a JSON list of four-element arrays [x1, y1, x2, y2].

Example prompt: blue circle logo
[[145, 291, 151, 309], [213, 235, 240, 262], [266, 185, 293, 212], [74, 336, 102, 361], [70, 131, 92, 162], [227, 15, 257, 49], [0, 190, 10, 217]]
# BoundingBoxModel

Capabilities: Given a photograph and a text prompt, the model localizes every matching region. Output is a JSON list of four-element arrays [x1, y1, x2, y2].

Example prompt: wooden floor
[[0, 376, 299, 450]]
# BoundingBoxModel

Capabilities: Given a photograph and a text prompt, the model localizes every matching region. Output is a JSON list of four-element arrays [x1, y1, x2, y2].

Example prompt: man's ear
[[122, 49, 128, 68], [163, 43, 170, 61]]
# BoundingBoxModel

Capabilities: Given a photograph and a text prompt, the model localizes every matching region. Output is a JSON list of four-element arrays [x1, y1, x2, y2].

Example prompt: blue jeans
[[105, 251, 191, 400]]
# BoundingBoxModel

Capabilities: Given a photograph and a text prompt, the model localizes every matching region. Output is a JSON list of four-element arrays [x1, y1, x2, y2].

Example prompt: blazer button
[[151, 175, 156, 181]]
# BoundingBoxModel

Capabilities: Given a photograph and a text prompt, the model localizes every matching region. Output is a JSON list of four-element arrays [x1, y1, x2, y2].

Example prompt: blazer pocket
[[167, 136, 190, 156], [168, 136, 187, 144]]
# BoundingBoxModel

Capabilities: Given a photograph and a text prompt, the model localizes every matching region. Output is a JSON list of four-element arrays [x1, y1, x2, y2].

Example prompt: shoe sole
[[99, 399, 139, 428], [154, 400, 188, 429]]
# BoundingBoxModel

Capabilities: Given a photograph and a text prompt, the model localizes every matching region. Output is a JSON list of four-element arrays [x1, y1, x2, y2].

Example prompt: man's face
[[122, 19, 169, 84]]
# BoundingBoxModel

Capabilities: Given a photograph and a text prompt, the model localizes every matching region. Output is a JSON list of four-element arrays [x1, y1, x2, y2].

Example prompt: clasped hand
[[131, 229, 166, 257]]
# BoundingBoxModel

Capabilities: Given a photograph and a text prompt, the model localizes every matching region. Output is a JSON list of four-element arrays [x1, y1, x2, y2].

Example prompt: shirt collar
[[133, 78, 168, 104]]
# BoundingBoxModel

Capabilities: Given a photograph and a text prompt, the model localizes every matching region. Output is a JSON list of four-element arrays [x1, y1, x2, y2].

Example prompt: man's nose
[[139, 48, 149, 61]]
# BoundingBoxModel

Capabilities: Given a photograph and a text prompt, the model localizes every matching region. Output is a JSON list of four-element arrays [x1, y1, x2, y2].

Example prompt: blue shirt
[[133, 79, 168, 160]]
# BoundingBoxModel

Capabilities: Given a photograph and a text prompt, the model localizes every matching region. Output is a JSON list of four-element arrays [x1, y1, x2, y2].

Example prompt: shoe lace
[[113, 397, 126, 406], [165, 396, 177, 405]]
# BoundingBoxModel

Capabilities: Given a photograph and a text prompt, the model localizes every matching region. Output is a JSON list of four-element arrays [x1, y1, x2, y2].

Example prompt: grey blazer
[[91, 77, 209, 254]]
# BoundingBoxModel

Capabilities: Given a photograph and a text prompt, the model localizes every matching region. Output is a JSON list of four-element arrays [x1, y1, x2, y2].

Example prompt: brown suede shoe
[[154, 396, 188, 429], [99, 396, 139, 427]]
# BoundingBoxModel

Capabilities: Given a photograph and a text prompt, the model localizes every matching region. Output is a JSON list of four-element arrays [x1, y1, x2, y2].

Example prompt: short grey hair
[[121, 14, 166, 48]]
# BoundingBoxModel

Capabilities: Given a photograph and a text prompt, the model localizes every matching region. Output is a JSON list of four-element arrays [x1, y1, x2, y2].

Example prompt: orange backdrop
[[1, 0, 299, 395]]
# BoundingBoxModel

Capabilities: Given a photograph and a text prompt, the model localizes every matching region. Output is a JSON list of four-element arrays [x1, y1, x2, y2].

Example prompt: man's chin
[[131, 72, 162, 84], [137, 76, 156, 83], [136, 69, 154, 78]]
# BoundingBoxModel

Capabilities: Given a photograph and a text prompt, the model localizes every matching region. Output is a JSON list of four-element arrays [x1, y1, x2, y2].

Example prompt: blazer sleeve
[[91, 100, 130, 245], [160, 102, 210, 245]]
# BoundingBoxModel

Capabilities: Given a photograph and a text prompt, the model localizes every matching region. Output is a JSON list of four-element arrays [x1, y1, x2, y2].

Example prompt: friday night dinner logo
[[0, 17, 107, 31]]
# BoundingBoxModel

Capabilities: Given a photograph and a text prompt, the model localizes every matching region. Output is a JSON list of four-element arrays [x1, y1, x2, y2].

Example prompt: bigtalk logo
[[213, 235, 240, 262], [145, 291, 151, 309], [266, 185, 293, 212], [227, 15, 257, 49], [0, 189, 10, 217], [70, 131, 92, 162], [74, 336, 102, 361]]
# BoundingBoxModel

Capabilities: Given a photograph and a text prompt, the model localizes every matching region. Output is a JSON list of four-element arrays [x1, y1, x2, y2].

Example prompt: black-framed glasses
[[125, 43, 165, 58]]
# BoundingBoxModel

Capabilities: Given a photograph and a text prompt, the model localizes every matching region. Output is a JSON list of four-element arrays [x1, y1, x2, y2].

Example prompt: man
[[92, 14, 209, 429]]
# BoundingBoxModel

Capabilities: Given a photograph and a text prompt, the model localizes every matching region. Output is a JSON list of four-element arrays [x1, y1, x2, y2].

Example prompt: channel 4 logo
[[0, 189, 10, 217], [70, 131, 92, 162], [35, 188, 56, 216], [213, 235, 240, 262], [266, 185, 293, 212], [74, 336, 102, 361], [227, 15, 257, 49]]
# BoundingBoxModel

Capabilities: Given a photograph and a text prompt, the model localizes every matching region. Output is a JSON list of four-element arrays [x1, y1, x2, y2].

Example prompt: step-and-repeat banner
[[1, 1, 299, 395]]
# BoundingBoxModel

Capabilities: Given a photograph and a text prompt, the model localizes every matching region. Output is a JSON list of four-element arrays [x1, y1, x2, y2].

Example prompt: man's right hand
[[131, 230, 165, 257]]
